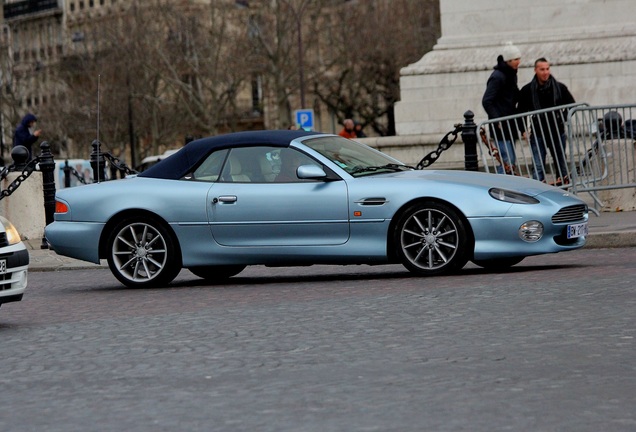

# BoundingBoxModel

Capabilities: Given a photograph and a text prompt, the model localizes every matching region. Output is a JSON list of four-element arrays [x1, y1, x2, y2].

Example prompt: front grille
[[552, 204, 587, 224], [0, 273, 11, 291], [0, 233, 7, 248]]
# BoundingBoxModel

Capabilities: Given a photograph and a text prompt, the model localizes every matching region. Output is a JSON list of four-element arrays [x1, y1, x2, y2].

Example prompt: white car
[[0, 215, 28, 308]]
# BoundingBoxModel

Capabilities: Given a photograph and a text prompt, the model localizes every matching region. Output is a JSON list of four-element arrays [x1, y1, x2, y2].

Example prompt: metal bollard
[[11, 145, 30, 171], [39, 141, 56, 249], [63, 160, 71, 188], [461, 110, 479, 172], [90, 139, 107, 182]]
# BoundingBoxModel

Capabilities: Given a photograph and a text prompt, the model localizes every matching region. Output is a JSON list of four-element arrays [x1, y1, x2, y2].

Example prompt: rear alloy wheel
[[395, 202, 470, 276], [107, 217, 181, 288], [189, 265, 245, 281]]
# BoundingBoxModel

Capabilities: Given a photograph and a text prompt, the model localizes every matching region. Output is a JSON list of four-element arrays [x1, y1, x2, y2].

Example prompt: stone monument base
[[396, 34, 636, 137], [0, 172, 46, 242]]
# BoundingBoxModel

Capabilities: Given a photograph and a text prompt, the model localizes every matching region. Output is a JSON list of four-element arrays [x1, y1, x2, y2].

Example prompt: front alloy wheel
[[107, 218, 181, 288], [396, 202, 470, 275]]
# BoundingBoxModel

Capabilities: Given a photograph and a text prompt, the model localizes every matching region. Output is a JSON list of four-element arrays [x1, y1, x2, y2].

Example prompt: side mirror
[[297, 164, 326, 180]]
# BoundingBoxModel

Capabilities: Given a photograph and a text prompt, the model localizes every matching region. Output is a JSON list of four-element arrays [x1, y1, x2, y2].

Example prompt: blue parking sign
[[294, 109, 314, 130]]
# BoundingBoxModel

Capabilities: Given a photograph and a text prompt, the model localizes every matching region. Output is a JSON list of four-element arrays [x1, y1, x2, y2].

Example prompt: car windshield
[[303, 136, 412, 177]]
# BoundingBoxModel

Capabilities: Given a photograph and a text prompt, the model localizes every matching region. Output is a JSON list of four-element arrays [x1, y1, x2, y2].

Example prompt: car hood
[[380, 169, 556, 197]]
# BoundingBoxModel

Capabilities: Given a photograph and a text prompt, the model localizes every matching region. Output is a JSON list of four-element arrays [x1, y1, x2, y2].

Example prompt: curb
[[584, 231, 636, 249]]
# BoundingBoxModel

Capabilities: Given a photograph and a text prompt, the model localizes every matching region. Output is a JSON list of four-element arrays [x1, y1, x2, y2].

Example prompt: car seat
[[228, 156, 250, 182]]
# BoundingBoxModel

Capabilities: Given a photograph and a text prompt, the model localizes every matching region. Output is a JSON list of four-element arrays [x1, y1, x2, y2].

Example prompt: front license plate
[[0, 259, 5, 274], [567, 222, 588, 239]]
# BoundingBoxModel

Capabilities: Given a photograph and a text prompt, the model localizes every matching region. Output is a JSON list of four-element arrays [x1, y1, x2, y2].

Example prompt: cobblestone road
[[1, 248, 635, 432]]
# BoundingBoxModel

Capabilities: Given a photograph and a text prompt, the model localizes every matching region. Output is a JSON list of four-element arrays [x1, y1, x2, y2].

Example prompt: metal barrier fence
[[477, 103, 586, 183], [567, 104, 636, 212], [477, 103, 636, 213]]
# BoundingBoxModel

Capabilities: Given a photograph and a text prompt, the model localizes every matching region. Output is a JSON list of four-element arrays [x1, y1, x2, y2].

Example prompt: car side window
[[219, 147, 261, 183], [273, 148, 320, 183], [216, 146, 317, 183], [191, 149, 228, 181]]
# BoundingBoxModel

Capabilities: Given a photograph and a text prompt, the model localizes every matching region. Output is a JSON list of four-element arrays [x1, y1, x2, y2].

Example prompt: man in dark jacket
[[482, 43, 521, 174], [13, 113, 41, 160], [518, 58, 575, 184]]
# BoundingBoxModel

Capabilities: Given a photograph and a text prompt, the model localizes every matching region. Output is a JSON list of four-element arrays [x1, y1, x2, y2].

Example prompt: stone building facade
[[0, 0, 264, 162], [0, 0, 64, 160]]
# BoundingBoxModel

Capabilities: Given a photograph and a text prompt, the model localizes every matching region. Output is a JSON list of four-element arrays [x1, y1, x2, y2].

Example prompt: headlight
[[0, 215, 22, 245], [489, 188, 539, 204], [519, 220, 544, 242]]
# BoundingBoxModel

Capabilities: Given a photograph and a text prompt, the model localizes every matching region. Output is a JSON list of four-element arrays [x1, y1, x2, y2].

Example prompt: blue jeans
[[530, 133, 567, 182], [494, 139, 516, 174]]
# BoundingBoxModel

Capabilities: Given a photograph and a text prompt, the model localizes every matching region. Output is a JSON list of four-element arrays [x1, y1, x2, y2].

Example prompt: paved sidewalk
[[25, 239, 107, 272], [584, 210, 636, 248], [23, 210, 636, 272]]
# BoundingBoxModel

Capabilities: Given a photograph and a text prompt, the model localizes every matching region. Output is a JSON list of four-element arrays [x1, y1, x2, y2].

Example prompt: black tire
[[395, 202, 470, 276], [106, 216, 181, 288], [189, 265, 245, 281], [472, 257, 524, 270]]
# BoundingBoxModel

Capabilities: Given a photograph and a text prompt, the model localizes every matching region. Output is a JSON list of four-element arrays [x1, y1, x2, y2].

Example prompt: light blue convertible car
[[45, 130, 588, 288]]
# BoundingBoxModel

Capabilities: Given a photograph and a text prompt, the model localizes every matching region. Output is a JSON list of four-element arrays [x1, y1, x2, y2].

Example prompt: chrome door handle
[[215, 195, 238, 204]]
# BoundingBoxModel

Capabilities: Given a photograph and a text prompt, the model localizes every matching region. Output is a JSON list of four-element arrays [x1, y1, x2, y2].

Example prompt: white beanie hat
[[501, 42, 521, 61]]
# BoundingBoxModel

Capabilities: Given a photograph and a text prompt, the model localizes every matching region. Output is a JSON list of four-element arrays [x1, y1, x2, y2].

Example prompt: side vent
[[355, 198, 388, 206]]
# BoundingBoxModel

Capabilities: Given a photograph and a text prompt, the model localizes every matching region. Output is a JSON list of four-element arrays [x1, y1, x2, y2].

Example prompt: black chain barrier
[[67, 166, 88, 185], [0, 141, 137, 205], [90, 139, 139, 181], [0, 157, 42, 201], [415, 123, 462, 170], [103, 153, 138, 176]]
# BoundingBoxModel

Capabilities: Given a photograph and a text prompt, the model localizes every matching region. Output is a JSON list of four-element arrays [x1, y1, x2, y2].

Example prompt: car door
[[206, 146, 350, 247]]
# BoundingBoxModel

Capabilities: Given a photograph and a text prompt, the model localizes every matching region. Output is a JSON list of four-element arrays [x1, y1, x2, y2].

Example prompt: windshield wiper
[[349, 164, 414, 175]]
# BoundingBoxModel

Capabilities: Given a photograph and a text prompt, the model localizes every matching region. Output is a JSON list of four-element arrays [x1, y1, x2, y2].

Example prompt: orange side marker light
[[55, 201, 69, 214]]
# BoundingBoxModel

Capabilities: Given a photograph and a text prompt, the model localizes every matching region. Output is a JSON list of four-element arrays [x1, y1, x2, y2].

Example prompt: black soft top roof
[[139, 129, 322, 179]]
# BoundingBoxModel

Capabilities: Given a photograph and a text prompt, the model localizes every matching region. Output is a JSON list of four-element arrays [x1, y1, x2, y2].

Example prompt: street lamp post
[[0, 24, 11, 163], [126, 72, 136, 168], [0, 88, 5, 163], [296, 11, 305, 108], [280, 0, 309, 109]]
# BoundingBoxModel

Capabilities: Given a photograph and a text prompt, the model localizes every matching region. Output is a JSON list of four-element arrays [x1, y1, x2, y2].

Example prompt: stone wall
[[0, 173, 46, 242]]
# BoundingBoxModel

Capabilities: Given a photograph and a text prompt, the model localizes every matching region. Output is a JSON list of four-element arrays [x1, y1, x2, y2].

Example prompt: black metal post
[[63, 160, 71, 188], [127, 73, 137, 168], [281, 0, 308, 108], [110, 163, 120, 180], [39, 141, 56, 249], [11, 145, 29, 170], [461, 110, 479, 171], [90, 139, 106, 182]]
